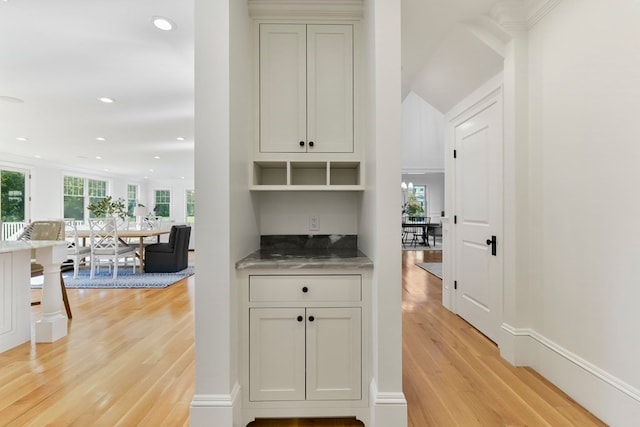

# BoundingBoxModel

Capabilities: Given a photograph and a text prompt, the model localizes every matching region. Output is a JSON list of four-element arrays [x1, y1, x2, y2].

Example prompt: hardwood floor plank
[[0, 253, 605, 426]]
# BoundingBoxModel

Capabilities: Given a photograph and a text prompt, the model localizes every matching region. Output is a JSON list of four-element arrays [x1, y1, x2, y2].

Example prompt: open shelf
[[250, 160, 363, 191]]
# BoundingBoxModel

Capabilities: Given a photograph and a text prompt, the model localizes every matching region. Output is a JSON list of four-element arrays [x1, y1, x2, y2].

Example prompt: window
[[127, 184, 138, 217], [414, 185, 426, 214], [1, 169, 27, 222], [186, 189, 195, 224], [63, 175, 108, 223], [154, 189, 171, 219]]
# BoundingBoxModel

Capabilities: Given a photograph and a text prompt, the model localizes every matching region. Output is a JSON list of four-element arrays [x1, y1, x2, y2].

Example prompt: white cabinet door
[[306, 307, 361, 400], [249, 308, 306, 401], [306, 25, 353, 153], [259, 24, 353, 154], [259, 24, 307, 153]]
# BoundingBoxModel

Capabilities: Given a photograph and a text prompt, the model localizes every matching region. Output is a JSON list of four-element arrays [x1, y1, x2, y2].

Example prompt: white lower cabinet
[[250, 307, 361, 402], [240, 272, 370, 425]]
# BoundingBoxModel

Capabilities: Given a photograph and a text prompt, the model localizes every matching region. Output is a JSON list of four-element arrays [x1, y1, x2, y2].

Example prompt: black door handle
[[486, 235, 497, 256], [308, 141, 314, 148]]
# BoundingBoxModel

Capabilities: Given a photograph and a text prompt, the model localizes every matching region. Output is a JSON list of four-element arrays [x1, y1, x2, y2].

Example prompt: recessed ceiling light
[[98, 97, 115, 104], [96, 156, 102, 160], [34, 155, 41, 159], [149, 169, 154, 173], [0, 96, 24, 104], [96, 137, 106, 141], [154, 156, 160, 159], [16, 137, 28, 141], [176, 137, 185, 141], [152, 16, 176, 31]]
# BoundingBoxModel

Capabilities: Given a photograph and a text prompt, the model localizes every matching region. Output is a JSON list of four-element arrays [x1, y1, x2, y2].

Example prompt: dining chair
[[64, 219, 91, 279], [89, 217, 137, 279], [405, 216, 428, 246], [144, 225, 191, 273]]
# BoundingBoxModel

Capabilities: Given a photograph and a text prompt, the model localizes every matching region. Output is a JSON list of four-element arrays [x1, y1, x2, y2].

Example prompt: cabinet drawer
[[249, 275, 361, 302]]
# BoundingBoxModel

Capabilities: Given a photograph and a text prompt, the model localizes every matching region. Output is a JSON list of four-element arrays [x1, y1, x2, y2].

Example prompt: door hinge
[[454, 280, 457, 290], [454, 215, 457, 224], [453, 149, 457, 159]]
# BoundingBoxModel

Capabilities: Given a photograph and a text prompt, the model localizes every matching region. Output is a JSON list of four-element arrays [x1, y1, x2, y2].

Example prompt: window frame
[[63, 174, 110, 224], [153, 189, 171, 219]]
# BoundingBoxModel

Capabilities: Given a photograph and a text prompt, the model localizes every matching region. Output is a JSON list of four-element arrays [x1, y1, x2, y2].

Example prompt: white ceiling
[[0, 0, 194, 181], [0, 0, 502, 180]]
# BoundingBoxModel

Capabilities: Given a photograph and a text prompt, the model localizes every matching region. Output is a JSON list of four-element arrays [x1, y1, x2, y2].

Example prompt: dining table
[[402, 220, 440, 247], [75, 228, 170, 273]]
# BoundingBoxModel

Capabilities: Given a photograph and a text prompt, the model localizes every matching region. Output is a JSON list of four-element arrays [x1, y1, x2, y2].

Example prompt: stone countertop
[[0, 240, 66, 254], [236, 248, 373, 270]]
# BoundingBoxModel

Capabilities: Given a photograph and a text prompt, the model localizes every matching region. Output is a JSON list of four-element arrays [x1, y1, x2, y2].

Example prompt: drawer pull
[[297, 315, 304, 322], [302, 286, 308, 293], [308, 315, 315, 322]]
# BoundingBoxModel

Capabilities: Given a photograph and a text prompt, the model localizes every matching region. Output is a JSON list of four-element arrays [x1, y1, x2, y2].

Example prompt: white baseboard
[[501, 324, 640, 426], [369, 379, 407, 427], [189, 382, 241, 427]]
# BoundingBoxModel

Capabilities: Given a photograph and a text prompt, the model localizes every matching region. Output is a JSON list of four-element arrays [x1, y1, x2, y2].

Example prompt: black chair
[[144, 225, 191, 273]]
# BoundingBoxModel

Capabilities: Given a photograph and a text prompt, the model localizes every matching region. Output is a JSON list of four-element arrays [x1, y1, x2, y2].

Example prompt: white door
[[454, 92, 503, 343]]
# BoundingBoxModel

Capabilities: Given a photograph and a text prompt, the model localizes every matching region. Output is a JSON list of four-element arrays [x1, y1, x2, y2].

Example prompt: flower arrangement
[[402, 190, 424, 217]]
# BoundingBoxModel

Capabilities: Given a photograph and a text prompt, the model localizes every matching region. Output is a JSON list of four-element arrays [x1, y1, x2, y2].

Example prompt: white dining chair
[[64, 219, 91, 279], [89, 217, 137, 279]]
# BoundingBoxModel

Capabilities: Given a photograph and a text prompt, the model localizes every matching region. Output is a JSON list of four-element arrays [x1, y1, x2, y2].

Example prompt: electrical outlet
[[309, 215, 319, 231]]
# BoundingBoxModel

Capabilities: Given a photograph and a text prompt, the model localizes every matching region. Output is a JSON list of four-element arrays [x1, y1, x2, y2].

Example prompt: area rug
[[416, 262, 442, 279], [32, 266, 195, 289]]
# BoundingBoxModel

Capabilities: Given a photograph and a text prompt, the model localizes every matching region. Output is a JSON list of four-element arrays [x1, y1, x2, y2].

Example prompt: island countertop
[[0, 240, 66, 254]]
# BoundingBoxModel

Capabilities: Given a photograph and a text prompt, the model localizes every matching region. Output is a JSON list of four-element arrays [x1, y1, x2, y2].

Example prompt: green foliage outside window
[[0, 170, 26, 222], [63, 176, 109, 222], [154, 189, 171, 219], [63, 176, 85, 221], [186, 190, 195, 224]]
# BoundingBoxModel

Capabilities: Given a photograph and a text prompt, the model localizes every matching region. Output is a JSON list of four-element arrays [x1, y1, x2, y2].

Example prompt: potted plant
[[87, 196, 128, 220]]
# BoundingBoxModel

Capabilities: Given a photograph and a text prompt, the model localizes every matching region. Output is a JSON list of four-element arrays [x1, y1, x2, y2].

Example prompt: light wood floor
[[0, 252, 605, 426]]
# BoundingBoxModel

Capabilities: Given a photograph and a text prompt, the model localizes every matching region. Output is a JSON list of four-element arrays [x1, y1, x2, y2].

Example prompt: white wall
[[145, 177, 194, 223], [257, 192, 359, 235], [359, 0, 408, 424], [190, 0, 256, 424], [401, 91, 445, 173], [0, 152, 150, 222], [520, 1, 640, 423]]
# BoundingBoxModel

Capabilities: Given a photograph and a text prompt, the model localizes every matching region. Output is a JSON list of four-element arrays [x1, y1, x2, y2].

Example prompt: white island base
[[0, 241, 68, 353]]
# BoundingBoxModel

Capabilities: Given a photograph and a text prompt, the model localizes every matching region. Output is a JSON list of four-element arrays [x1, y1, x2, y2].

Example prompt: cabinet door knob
[[308, 141, 314, 148], [299, 141, 305, 147], [297, 315, 303, 322], [302, 286, 308, 293], [308, 315, 315, 322]]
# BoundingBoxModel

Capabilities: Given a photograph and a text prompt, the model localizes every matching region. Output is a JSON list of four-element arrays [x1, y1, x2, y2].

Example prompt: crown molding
[[490, 0, 562, 32], [248, 0, 364, 20], [526, 0, 562, 27]]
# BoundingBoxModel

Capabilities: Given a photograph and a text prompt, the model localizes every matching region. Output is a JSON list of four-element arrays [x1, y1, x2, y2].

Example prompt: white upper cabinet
[[259, 24, 354, 154]]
